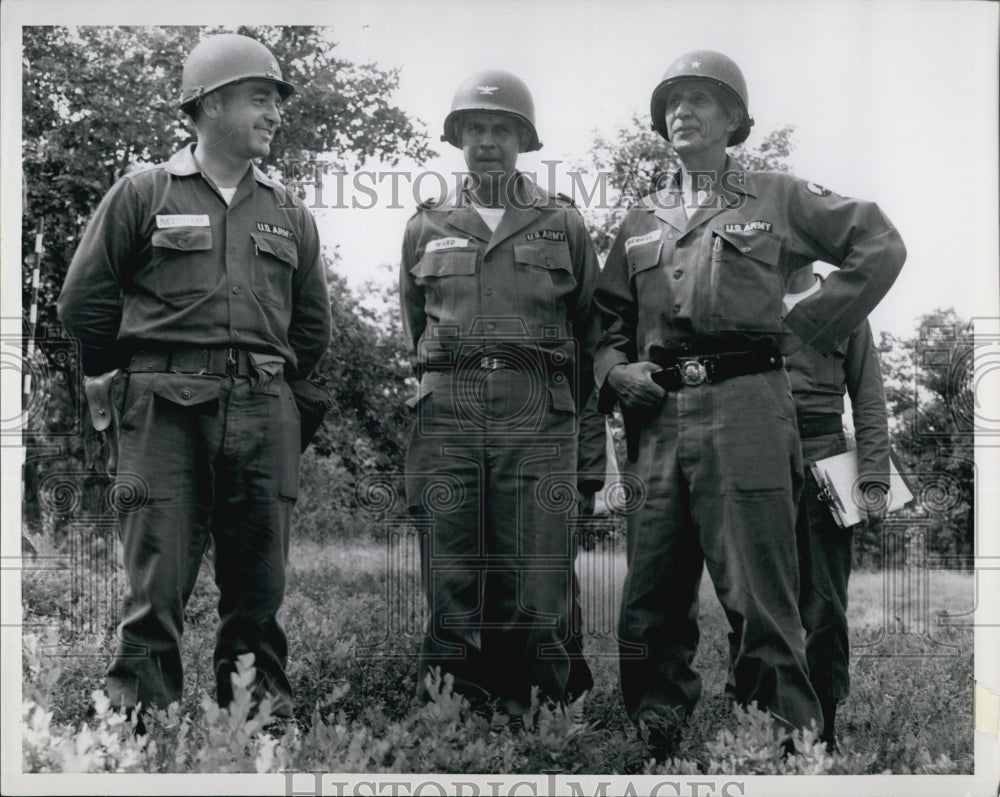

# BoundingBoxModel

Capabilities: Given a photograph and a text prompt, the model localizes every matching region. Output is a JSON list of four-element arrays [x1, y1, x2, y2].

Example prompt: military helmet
[[650, 50, 754, 146], [180, 33, 295, 116], [442, 69, 542, 151]]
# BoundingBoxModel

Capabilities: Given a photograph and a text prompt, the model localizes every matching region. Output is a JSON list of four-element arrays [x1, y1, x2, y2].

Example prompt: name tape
[[156, 214, 210, 228], [625, 229, 661, 252], [425, 237, 470, 254]]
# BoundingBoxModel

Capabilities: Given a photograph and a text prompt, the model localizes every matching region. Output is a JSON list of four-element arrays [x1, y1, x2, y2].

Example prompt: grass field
[[20, 532, 974, 775]]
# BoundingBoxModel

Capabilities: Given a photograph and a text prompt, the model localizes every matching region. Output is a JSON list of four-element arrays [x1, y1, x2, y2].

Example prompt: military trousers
[[405, 369, 579, 711], [797, 431, 853, 702], [106, 369, 300, 717], [618, 368, 823, 733]]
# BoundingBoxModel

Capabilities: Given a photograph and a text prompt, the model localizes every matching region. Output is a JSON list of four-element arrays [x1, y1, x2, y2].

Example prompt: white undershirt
[[782, 274, 822, 314], [218, 187, 237, 205], [473, 204, 505, 233]]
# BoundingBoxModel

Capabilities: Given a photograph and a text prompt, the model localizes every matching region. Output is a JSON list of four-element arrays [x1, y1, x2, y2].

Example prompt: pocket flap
[[713, 229, 781, 265], [548, 381, 577, 413], [251, 232, 299, 269], [151, 375, 222, 407], [411, 250, 478, 278], [627, 240, 663, 277], [514, 243, 573, 273], [151, 227, 212, 252]]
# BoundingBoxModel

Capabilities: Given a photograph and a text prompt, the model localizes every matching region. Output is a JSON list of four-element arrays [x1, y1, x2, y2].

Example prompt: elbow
[[889, 230, 907, 275]]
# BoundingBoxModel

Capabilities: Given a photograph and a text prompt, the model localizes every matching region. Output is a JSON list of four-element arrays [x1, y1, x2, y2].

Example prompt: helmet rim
[[180, 34, 296, 116], [649, 51, 754, 147], [442, 69, 542, 152]]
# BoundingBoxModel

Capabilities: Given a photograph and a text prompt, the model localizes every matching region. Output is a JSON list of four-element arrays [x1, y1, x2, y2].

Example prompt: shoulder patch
[[806, 182, 831, 197]]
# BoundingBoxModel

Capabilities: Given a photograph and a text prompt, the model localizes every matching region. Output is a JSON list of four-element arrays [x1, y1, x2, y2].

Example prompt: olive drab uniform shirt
[[57, 144, 331, 379], [787, 315, 891, 488], [400, 172, 601, 418], [594, 156, 907, 408]]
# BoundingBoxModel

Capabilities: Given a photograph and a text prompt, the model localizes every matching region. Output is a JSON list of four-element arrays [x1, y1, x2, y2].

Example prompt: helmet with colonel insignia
[[180, 34, 295, 116], [442, 69, 542, 152], [650, 50, 754, 146]]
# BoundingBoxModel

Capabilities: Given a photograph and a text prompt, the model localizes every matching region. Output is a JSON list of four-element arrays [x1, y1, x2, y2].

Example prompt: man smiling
[[57, 33, 331, 727]]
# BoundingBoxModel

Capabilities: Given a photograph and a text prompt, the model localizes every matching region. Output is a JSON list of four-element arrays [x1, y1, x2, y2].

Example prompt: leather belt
[[128, 347, 256, 377], [424, 352, 567, 373], [797, 413, 843, 439], [649, 347, 783, 390]]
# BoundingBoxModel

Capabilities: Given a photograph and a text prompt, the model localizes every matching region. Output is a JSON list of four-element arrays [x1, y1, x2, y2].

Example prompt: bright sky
[[306, 0, 999, 341], [2, 0, 997, 341]]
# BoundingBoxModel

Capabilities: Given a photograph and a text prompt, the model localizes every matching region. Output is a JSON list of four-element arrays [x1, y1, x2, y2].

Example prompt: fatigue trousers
[[106, 370, 300, 717], [406, 369, 578, 712], [797, 431, 853, 702], [619, 368, 823, 733]]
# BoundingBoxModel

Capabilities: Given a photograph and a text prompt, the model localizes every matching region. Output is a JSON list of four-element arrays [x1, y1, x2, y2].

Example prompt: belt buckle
[[679, 358, 707, 387], [480, 356, 504, 371]]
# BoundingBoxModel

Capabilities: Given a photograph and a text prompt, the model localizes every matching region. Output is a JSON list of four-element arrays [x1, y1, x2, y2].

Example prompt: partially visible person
[[786, 264, 891, 751]]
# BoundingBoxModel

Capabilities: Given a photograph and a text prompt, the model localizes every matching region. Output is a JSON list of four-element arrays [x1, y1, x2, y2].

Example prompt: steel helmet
[[442, 69, 542, 151], [180, 34, 295, 116], [650, 50, 754, 146]]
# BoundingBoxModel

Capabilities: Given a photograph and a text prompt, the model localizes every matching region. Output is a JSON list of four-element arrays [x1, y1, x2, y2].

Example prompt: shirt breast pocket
[[708, 230, 784, 333], [251, 232, 298, 308], [626, 240, 663, 281], [513, 242, 576, 308], [148, 226, 215, 301], [411, 249, 478, 314]]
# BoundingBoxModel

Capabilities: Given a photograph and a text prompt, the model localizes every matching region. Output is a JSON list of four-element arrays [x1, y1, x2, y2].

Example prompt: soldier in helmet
[[399, 70, 601, 720], [58, 33, 332, 726], [594, 50, 905, 756]]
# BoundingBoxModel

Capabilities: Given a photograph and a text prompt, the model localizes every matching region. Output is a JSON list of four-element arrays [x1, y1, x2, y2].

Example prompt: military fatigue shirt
[[400, 172, 601, 413], [787, 315, 891, 487], [594, 157, 906, 409], [58, 144, 332, 378]]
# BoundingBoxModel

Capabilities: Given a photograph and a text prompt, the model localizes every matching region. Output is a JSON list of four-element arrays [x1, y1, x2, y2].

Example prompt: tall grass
[[20, 532, 974, 774]]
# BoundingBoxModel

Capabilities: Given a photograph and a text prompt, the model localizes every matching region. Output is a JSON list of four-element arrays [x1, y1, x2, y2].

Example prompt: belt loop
[[227, 347, 238, 375]]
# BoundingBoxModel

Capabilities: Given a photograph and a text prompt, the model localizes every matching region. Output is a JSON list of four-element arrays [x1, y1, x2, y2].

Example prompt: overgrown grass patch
[[20, 534, 974, 775]]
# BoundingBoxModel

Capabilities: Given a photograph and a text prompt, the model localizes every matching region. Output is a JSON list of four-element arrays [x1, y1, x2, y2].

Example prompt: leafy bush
[[20, 538, 973, 776]]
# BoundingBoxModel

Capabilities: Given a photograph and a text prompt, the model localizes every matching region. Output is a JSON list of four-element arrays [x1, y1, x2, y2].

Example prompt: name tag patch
[[156, 214, 209, 228], [525, 229, 567, 243], [725, 220, 773, 233], [256, 222, 296, 241], [425, 237, 470, 254], [625, 230, 661, 251]]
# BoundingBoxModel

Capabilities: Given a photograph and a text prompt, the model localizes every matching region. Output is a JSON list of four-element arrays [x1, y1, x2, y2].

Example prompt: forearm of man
[[399, 225, 427, 378], [569, 214, 601, 413], [56, 178, 138, 375], [782, 186, 906, 356], [287, 218, 332, 379], [845, 322, 891, 486], [593, 228, 640, 412]]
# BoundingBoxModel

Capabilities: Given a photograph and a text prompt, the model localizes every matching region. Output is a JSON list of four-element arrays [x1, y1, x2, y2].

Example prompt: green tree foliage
[[575, 110, 795, 257], [871, 309, 974, 563], [22, 25, 433, 331], [20, 26, 430, 537], [311, 270, 412, 470]]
